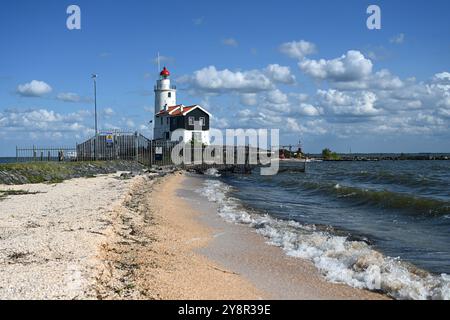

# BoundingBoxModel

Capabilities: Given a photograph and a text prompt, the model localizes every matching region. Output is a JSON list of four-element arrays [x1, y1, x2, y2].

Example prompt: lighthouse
[[153, 66, 211, 144], [154, 67, 177, 114]]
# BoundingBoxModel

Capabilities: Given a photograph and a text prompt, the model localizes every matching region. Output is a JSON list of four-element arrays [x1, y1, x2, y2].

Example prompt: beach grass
[[0, 189, 41, 201], [0, 161, 144, 185]]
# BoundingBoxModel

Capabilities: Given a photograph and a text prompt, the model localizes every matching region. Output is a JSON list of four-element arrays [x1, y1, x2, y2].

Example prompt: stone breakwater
[[0, 161, 167, 185]]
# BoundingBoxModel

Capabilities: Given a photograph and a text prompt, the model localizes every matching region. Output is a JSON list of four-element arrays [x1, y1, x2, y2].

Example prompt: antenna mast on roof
[[157, 52, 161, 74]]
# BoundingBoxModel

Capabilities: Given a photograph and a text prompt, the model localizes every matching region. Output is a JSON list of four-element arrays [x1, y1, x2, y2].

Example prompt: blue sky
[[1, 0, 450, 156]]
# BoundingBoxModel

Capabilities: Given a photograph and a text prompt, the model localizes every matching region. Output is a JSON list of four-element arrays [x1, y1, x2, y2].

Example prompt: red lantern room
[[160, 67, 170, 78]]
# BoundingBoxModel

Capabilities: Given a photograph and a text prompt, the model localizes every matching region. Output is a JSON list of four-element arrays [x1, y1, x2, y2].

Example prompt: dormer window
[[188, 117, 195, 126], [199, 117, 205, 127]]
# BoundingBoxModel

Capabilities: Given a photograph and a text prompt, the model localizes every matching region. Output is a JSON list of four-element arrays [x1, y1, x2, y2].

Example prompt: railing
[[153, 85, 177, 90], [76, 133, 138, 161], [15, 146, 77, 163], [15, 132, 275, 174], [77, 133, 268, 171]]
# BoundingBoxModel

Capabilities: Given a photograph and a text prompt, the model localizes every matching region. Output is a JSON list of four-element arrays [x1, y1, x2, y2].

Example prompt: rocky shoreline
[[0, 161, 176, 185]]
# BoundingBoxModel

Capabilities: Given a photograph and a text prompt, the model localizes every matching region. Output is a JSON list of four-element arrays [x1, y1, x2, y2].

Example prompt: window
[[188, 116, 195, 126], [168, 92, 172, 98], [160, 117, 163, 125], [193, 132, 202, 143], [166, 117, 169, 125], [199, 117, 205, 127]]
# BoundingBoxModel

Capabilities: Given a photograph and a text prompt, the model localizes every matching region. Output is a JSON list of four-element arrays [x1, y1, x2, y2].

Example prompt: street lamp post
[[92, 74, 98, 160], [92, 74, 98, 135]]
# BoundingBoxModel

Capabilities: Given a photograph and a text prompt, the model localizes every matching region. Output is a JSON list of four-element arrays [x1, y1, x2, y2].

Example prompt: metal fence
[[15, 131, 275, 173], [75, 132, 179, 167], [76, 132, 140, 161], [15, 146, 77, 163]]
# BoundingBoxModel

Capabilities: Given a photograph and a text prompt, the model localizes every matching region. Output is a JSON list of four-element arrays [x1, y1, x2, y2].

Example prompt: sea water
[[199, 161, 450, 300]]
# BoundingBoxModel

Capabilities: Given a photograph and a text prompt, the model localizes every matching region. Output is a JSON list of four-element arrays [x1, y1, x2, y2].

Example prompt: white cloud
[[299, 50, 373, 82], [430, 72, 450, 92], [286, 118, 302, 132], [182, 64, 295, 96], [433, 72, 450, 83], [290, 93, 309, 102], [370, 70, 404, 90], [240, 93, 258, 106], [282, 118, 327, 135], [295, 103, 322, 116], [317, 89, 380, 116], [438, 108, 450, 118], [390, 33, 405, 44], [103, 108, 115, 116], [17, 80, 52, 97], [406, 100, 423, 109], [56, 92, 92, 103], [181, 66, 274, 93], [363, 45, 391, 61], [0, 108, 92, 137], [193, 17, 204, 25], [237, 109, 252, 118], [437, 97, 450, 108], [211, 116, 229, 129], [222, 38, 238, 47], [179, 55, 450, 147], [333, 69, 404, 91], [266, 90, 289, 104], [125, 119, 135, 128], [279, 40, 317, 59], [264, 64, 296, 84]]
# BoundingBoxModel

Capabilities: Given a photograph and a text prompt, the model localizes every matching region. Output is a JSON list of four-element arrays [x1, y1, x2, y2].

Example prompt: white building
[[153, 67, 211, 145]]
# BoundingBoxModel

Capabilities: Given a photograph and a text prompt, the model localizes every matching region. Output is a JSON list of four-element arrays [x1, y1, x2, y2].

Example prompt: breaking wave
[[282, 180, 450, 217], [204, 168, 221, 177], [341, 170, 442, 189], [199, 178, 450, 300]]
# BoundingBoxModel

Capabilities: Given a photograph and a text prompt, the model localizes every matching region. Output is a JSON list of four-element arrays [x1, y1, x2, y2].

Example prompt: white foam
[[204, 168, 221, 177], [198, 178, 450, 300]]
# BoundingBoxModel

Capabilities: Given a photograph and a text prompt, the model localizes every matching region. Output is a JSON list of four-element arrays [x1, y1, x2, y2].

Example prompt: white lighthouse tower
[[153, 67, 177, 140], [154, 67, 176, 114]]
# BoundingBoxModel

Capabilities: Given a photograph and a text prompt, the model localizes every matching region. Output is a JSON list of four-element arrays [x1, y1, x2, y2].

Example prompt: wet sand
[[175, 173, 387, 300], [97, 172, 263, 300]]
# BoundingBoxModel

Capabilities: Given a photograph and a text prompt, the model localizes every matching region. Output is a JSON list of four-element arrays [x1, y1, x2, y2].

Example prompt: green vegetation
[[0, 161, 144, 185], [322, 148, 342, 161], [0, 190, 40, 195], [0, 189, 41, 201], [0, 162, 89, 184]]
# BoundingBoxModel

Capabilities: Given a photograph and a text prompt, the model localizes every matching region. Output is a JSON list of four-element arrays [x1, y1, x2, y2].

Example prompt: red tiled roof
[[170, 106, 195, 116], [156, 105, 180, 116], [156, 105, 197, 117]]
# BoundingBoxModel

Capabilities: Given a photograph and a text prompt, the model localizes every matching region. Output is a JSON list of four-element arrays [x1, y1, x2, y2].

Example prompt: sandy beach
[[0, 172, 133, 299], [0, 171, 387, 300]]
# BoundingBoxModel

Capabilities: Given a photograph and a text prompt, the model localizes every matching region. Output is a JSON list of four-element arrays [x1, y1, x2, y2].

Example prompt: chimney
[[180, 105, 184, 113], [164, 104, 168, 111]]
